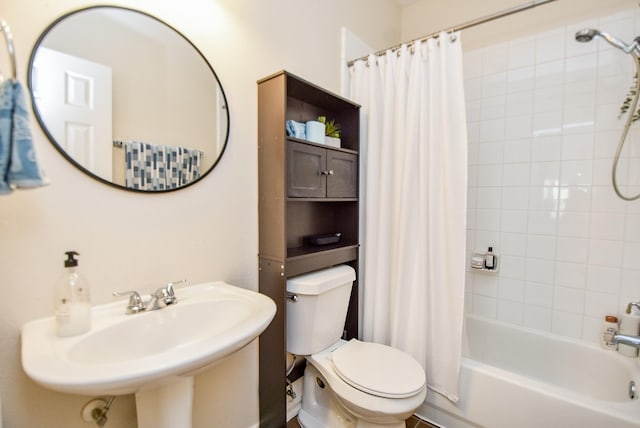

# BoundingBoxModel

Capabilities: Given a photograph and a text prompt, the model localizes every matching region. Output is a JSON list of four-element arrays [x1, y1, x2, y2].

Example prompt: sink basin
[[21, 281, 276, 396]]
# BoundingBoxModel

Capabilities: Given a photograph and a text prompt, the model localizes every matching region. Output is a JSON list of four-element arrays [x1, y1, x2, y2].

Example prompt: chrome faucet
[[113, 280, 187, 314], [612, 333, 640, 349]]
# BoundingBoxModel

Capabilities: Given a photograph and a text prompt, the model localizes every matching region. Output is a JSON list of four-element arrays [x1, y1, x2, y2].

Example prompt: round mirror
[[28, 6, 229, 192]]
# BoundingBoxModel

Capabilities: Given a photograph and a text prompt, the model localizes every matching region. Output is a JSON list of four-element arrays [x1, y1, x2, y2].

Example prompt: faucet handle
[[165, 279, 187, 302], [113, 290, 146, 314]]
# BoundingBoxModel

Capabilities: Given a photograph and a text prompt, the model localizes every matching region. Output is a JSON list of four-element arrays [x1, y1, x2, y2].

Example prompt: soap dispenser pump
[[54, 251, 91, 337]]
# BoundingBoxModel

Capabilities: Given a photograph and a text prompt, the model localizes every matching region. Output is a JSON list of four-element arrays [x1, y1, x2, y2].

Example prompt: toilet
[[286, 265, 426, 428]]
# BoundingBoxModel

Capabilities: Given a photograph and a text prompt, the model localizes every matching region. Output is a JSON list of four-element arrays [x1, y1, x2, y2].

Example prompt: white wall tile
[[477, 141, 505, 164], [464, 77, 482, 101], [527, 235, 556, 259], [530, 162, 561, 186], [560, 160, 593, 186], [525, 282, 554, 307], [565, 53, 597, 82], [528, 211, 558, 235], [473, 294, 497, 318], [557, 212, 590, 238], [536, 29, 566, 64], [500, 210, 529, 234], [482, 43, 508, 75], [565, 80, 597, 107], [532, 136, 562, 162], [505, 115, 533, 139], [596, 103, 626, 132], [535, 60, 564, 88], [554, 286, 585, 313], [554, 261, 587, 288], [623, 242, 640, 270], [586, 265, 621, 293], [523, 304, 552, 331], [526, 258, 555, 284], [507, 67, 534, 95], [584, 290, 619, 318], [562, 134, 594, 160], [591, 186, 626, 213], [558, 186, 591, 212], [589, 212, 625, 240], [503, 163, 531, 186], [464, 7, 638, 342], [625, 214, 640, 242], [620, 269, 640, 298], [501, 187, 529, 210], [597, 48, 635, 79], [476, 187, 502, 209], [482, 72, 508, 97], [500, 232, 527, 256], [533, 110, 563, 137], [477, 164, 503, 187], [499, 255, 526, 279], [479, 118, 506, 142], [551, 311, 583, 338], [476, 209, 501, 231], [582, 316, 603, 343], [481, 95, 506, 120], [498, 277, 525, 302], [588, 239, 624, 267], [497, 300, 524, 324], [534, 86, 564, 114], [504, 139, 532, 164], [463, 49, 483, 78], [508, 37, 535, 69], [555, 237, 587, 263], [562, 106, 595, 135], [592, 158, 625, 186], [474, 274, 498, 297]]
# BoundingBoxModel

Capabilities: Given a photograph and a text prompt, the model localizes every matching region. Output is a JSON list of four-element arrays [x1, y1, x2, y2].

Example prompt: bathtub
[[418, 314, 640, 428]]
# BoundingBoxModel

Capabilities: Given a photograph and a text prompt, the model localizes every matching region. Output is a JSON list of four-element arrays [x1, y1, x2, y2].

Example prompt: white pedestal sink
[[21, 281, 276, 428]]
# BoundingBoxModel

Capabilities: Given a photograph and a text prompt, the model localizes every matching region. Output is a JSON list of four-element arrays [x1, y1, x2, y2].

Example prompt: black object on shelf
[[308, 232, 341, 246]]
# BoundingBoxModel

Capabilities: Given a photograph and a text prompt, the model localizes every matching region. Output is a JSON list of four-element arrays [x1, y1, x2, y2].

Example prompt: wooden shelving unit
[[257, 71, 360, 428]]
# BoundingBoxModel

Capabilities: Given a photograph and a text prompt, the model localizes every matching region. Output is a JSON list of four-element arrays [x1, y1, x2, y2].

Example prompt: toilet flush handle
[[285, 292, 298, 302]]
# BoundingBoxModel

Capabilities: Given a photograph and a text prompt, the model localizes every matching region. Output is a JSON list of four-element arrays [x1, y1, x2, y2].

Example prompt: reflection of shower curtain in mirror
[[124, 141, 201, 190]]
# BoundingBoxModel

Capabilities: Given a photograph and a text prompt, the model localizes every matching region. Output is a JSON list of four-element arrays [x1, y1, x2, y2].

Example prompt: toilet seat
[[331, 339, 425, 399]]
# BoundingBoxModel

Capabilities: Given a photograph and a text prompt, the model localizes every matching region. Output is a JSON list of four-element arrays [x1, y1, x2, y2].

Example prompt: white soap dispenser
[[54, 251, 91, 337]]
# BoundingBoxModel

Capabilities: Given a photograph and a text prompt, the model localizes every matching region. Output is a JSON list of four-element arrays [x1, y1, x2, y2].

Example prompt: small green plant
[[619, 72, 640, 123], [317, 116, 341, 138]]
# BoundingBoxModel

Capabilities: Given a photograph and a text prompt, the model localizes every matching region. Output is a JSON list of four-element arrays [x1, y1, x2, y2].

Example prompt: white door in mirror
[[33, 47, 113, 179]]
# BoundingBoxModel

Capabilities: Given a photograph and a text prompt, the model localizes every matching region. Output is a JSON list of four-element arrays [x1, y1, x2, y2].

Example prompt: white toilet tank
[[286, 265, 355, 355]]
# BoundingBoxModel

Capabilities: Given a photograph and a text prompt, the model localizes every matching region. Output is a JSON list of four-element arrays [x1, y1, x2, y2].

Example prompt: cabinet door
[[327, 150, 357, 198], [287, 142, 326, 197]]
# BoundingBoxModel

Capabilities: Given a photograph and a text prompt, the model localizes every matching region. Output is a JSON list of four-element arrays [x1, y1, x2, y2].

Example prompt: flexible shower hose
[[612, 53, 640, 201]]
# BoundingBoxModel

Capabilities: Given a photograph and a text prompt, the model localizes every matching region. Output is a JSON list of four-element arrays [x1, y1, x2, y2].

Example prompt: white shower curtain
[[350, 32, 467, 403]]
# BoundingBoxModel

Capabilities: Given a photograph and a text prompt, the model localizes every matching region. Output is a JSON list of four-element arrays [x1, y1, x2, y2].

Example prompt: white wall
[[0, 1, 400, 427]]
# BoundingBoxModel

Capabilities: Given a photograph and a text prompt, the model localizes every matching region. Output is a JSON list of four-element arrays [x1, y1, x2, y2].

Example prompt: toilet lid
[[331, 339, 425, 398]]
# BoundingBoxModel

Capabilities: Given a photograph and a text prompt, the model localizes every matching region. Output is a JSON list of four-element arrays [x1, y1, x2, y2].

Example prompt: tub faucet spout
[[612, 333, 640, 349]]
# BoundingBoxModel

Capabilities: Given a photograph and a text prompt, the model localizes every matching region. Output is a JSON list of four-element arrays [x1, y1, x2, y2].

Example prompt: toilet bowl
[[286, 265, 426, 428]]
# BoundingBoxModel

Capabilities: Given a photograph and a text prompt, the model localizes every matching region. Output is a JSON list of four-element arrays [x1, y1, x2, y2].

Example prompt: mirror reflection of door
[[33, 47, 113, 180]]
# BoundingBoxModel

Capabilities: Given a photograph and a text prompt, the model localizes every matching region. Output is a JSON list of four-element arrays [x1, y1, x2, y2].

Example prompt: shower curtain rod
[[346, 0, 558, 67]]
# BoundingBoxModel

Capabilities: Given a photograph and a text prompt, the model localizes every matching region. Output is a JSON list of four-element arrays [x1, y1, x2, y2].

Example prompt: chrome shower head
[[575, 28, 637, 54], [575, 28, 599, 43]]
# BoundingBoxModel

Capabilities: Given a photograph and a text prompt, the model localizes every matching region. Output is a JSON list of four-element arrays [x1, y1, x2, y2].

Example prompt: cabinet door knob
[[321, 170, 334, 176]]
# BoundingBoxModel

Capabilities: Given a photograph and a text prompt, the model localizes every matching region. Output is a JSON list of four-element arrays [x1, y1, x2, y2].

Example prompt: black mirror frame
[[28, 5, 230, 193]]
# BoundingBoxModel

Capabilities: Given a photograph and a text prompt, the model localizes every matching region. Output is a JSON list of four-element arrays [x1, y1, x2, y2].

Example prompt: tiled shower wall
[[464, 7, 640, 344]]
